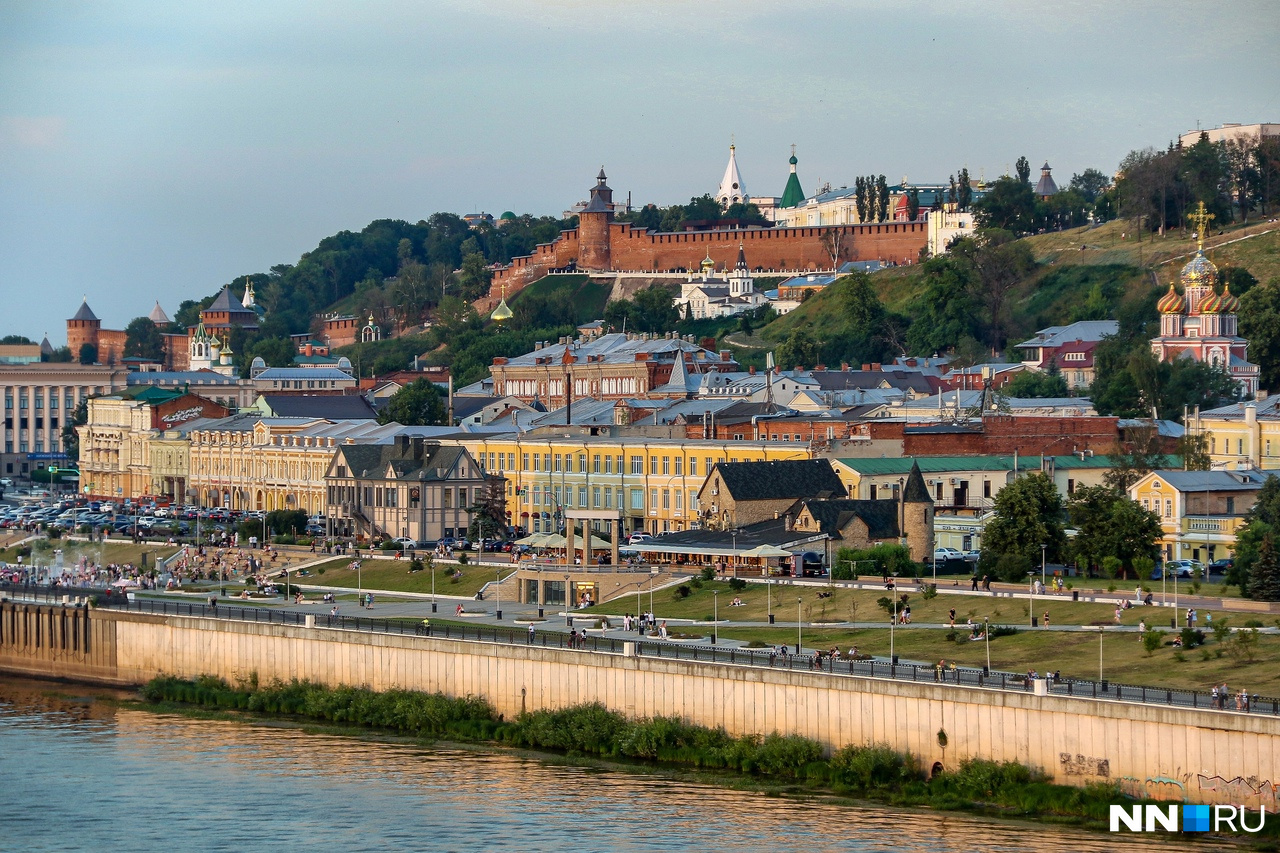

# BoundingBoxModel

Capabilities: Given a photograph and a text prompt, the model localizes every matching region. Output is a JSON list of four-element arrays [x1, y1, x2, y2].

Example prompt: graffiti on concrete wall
[[1118, 775, 1187, 802], [1197, 774, 1279, 809], [1059, 753, 1110, 777]]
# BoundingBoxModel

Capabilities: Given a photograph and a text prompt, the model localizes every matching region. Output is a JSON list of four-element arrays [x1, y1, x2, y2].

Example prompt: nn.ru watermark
[[1110, 804, 1267, 833]]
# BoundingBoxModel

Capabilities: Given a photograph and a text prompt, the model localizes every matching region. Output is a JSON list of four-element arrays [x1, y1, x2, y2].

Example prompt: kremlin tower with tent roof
[[1149, 202, 1259, 397]]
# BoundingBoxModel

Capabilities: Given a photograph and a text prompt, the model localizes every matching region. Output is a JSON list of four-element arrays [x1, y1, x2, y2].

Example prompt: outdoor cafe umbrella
[[742, 544, 793, 558]]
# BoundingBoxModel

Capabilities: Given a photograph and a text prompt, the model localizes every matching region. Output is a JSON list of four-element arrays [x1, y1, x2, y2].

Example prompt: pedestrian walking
[[527, 624, 535, 644], [970, 575, 978, 591], [1042, 611, 1049, 628], [948, 608, 956, 628]]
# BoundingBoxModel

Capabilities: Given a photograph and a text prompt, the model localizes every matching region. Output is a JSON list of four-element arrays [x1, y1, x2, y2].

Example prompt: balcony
[[1180, 515, 1247, 537]]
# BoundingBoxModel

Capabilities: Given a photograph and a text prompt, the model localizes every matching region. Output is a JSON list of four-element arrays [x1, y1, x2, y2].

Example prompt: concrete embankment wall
[[2, 601, 1277, 807]]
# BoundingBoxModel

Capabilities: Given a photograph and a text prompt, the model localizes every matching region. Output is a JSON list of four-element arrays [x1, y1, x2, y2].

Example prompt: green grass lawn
[[582, 579, 1208, 630], [295, 557, 502, 599], [6, 540, 180, 568]]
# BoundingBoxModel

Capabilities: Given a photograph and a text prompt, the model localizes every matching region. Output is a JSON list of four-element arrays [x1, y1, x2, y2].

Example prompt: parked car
[[1208, 558, 1233, 574], [391, 537, 418, 550], [627, 532, 654, 545], [933, 547, 962, 563], [1164, 559, 1203, 579]]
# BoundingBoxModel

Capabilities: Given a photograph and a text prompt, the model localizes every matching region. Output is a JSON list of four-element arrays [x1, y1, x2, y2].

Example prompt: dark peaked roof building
[[698, 458, 848, 529], [325, 435, 489, 543]]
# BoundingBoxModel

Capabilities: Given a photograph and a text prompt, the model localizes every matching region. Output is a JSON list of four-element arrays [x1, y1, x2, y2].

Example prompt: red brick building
[[487, 169, 929, 302]]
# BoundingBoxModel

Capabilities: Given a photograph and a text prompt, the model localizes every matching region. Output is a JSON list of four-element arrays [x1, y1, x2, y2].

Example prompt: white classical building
[[675, 247, 768, 320]]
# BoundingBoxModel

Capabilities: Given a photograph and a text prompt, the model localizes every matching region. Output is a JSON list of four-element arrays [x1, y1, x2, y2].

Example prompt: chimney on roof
[[862, 363, 871, 370], [720, 350, 731, 361], [841, 363, 849, 371], [784, 512, 793, 531], [749, 365, 756, 375]]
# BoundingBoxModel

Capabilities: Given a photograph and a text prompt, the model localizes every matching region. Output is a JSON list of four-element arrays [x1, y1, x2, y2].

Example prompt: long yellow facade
[[442, 433, 811, 536]]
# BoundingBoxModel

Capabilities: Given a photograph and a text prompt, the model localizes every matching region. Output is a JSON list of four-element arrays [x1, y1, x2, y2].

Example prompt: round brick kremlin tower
[[578, 167, 614, 270]]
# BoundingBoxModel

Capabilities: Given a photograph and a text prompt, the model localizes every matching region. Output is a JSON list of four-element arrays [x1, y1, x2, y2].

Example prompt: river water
[[0, 677, 1215, 853]]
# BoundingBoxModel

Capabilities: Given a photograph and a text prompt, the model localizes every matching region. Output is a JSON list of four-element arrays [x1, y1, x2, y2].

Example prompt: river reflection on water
[[0, 677, 1218, 853]]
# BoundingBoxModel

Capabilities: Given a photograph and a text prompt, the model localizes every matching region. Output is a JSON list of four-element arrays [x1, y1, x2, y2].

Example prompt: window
[[781, 435, 789, 441], [531, 453, 539, 472], [732, 433, 744, 440], [689, 490, 697, 511], [578, 486, 587, 507], [604, 488, 612, 508], [593, 454, 601, 473], [662, 456, 670, 474], [650, 457, 658, 475], [983, 480, 991, 499], [1238, 438, 1244, 455], [553, 454, 561, 472], [649, 489, 658, 511], [604, 455, 613, 474], [592, 486, 601, 508], [662, 489, 670, 509], [630, 489, 644, 510], [442, 489, 452, 509], [688, 458, 697, 477], [674, 457, 683, 476], [507, 453, 515, 470], [387, 488, 398, 508], [554, 486, 563, 507], [1227, 497, 1236, 514], [1067, 478, 1075, 494], [1165, 499, 1172, 518], [674, 490, 683, 510], [542, 454, 551, 471], [533, 485, 541, 506]]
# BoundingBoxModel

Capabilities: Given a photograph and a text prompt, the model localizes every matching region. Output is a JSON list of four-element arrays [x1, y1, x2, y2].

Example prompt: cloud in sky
[[0, 0, 1277, 340]]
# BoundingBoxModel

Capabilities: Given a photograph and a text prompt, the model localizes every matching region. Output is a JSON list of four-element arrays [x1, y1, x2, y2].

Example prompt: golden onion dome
[[1156, 283, 1185, 314], [490, 297, 513, 323], [1180, 250, 1218, 288], [1217, 285, 1240, 314], [1199, 291, 1223, 314]]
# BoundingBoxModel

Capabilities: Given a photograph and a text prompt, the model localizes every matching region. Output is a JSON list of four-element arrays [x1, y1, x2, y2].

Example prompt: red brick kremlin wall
[[487, 219, 928, 302]]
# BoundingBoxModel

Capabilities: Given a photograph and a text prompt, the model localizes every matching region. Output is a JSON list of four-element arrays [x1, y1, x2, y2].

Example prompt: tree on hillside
[[247, 336, 296, 368], [876, 175, 889, 222], [904, 251, 981, 356], [1002, 370, 1068, 398], [1239, 278, 1280, 392], [978, 472, 1066, 581], [0, 334, 33, 344], [957, 168, 972, 211], [775, 329, 820, 369], [456, 253, 492, 302], [950, 229, 1035, 352], [1015, 156, 1031, 185], [124, 316, 165, 361], [855, 177, 868, 222], [1068, 168, 1111, 203], [78, 343, 97, 365], [603, 286, 680, 334], [973, 177, 1036, 233], [377, 379, 448, 427]]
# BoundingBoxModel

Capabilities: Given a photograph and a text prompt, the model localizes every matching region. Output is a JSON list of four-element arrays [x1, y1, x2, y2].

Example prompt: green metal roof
[[780, 171, 805, 209], [836, 455, 1181, 475]]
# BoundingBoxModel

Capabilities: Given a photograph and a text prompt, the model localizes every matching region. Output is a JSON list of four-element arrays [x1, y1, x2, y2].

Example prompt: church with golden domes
[[1150, 203, 1259, 396]]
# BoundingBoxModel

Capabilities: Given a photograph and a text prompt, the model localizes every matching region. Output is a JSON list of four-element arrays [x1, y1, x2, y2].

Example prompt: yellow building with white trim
[[440, 432, 811, 537]]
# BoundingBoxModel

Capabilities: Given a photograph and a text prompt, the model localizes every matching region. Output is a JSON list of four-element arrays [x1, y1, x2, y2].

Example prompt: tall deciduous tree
[[377, 378, 448, 426], [1067, 486, 1162, 578], [957, 168, 972, 211], [876, 175, 889, 222], [124, 316, 165, 361], [978, 473, 1066, 581], [906, 187, 920, 221], [1249, 532, 1280, 602], [1239, 278, 1280, 392], [1015, 156, 1031, 184]]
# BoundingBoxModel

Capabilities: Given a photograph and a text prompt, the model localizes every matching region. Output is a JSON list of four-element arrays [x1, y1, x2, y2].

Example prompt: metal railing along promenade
[[4, 581, 1276, 717]]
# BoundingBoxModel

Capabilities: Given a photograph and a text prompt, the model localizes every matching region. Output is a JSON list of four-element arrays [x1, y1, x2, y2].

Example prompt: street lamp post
[[797, 597, 802, 653], [712, 590, 718, 645], [650, 566, 658, 624], [890, 594, 896, 667], [495, 566, 502, 620], [1041, 543, 1047, 587], [1028, 571, 1036, 626], [730, 529, 738, 580], [767, 577, 773, 624], [984, 616, 991, 674], [1099, 626, 1105, 683], [565, 573, 572, 627], [431, 557, 437, 612]]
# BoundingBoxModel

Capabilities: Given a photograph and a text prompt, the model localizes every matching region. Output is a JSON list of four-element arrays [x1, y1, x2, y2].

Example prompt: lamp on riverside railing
[[712, 589, 718, 645]]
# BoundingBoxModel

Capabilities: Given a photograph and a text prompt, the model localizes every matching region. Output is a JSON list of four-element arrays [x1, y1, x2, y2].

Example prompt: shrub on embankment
[[142, 676, 1189, 831]]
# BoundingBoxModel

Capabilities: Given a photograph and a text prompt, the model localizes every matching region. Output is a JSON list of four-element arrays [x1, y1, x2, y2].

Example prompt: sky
[[1, 0, 1277, 344]]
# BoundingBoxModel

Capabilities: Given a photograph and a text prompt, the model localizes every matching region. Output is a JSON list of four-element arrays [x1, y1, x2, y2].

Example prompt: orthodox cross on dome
[[1188, 200, 1214, 251]]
